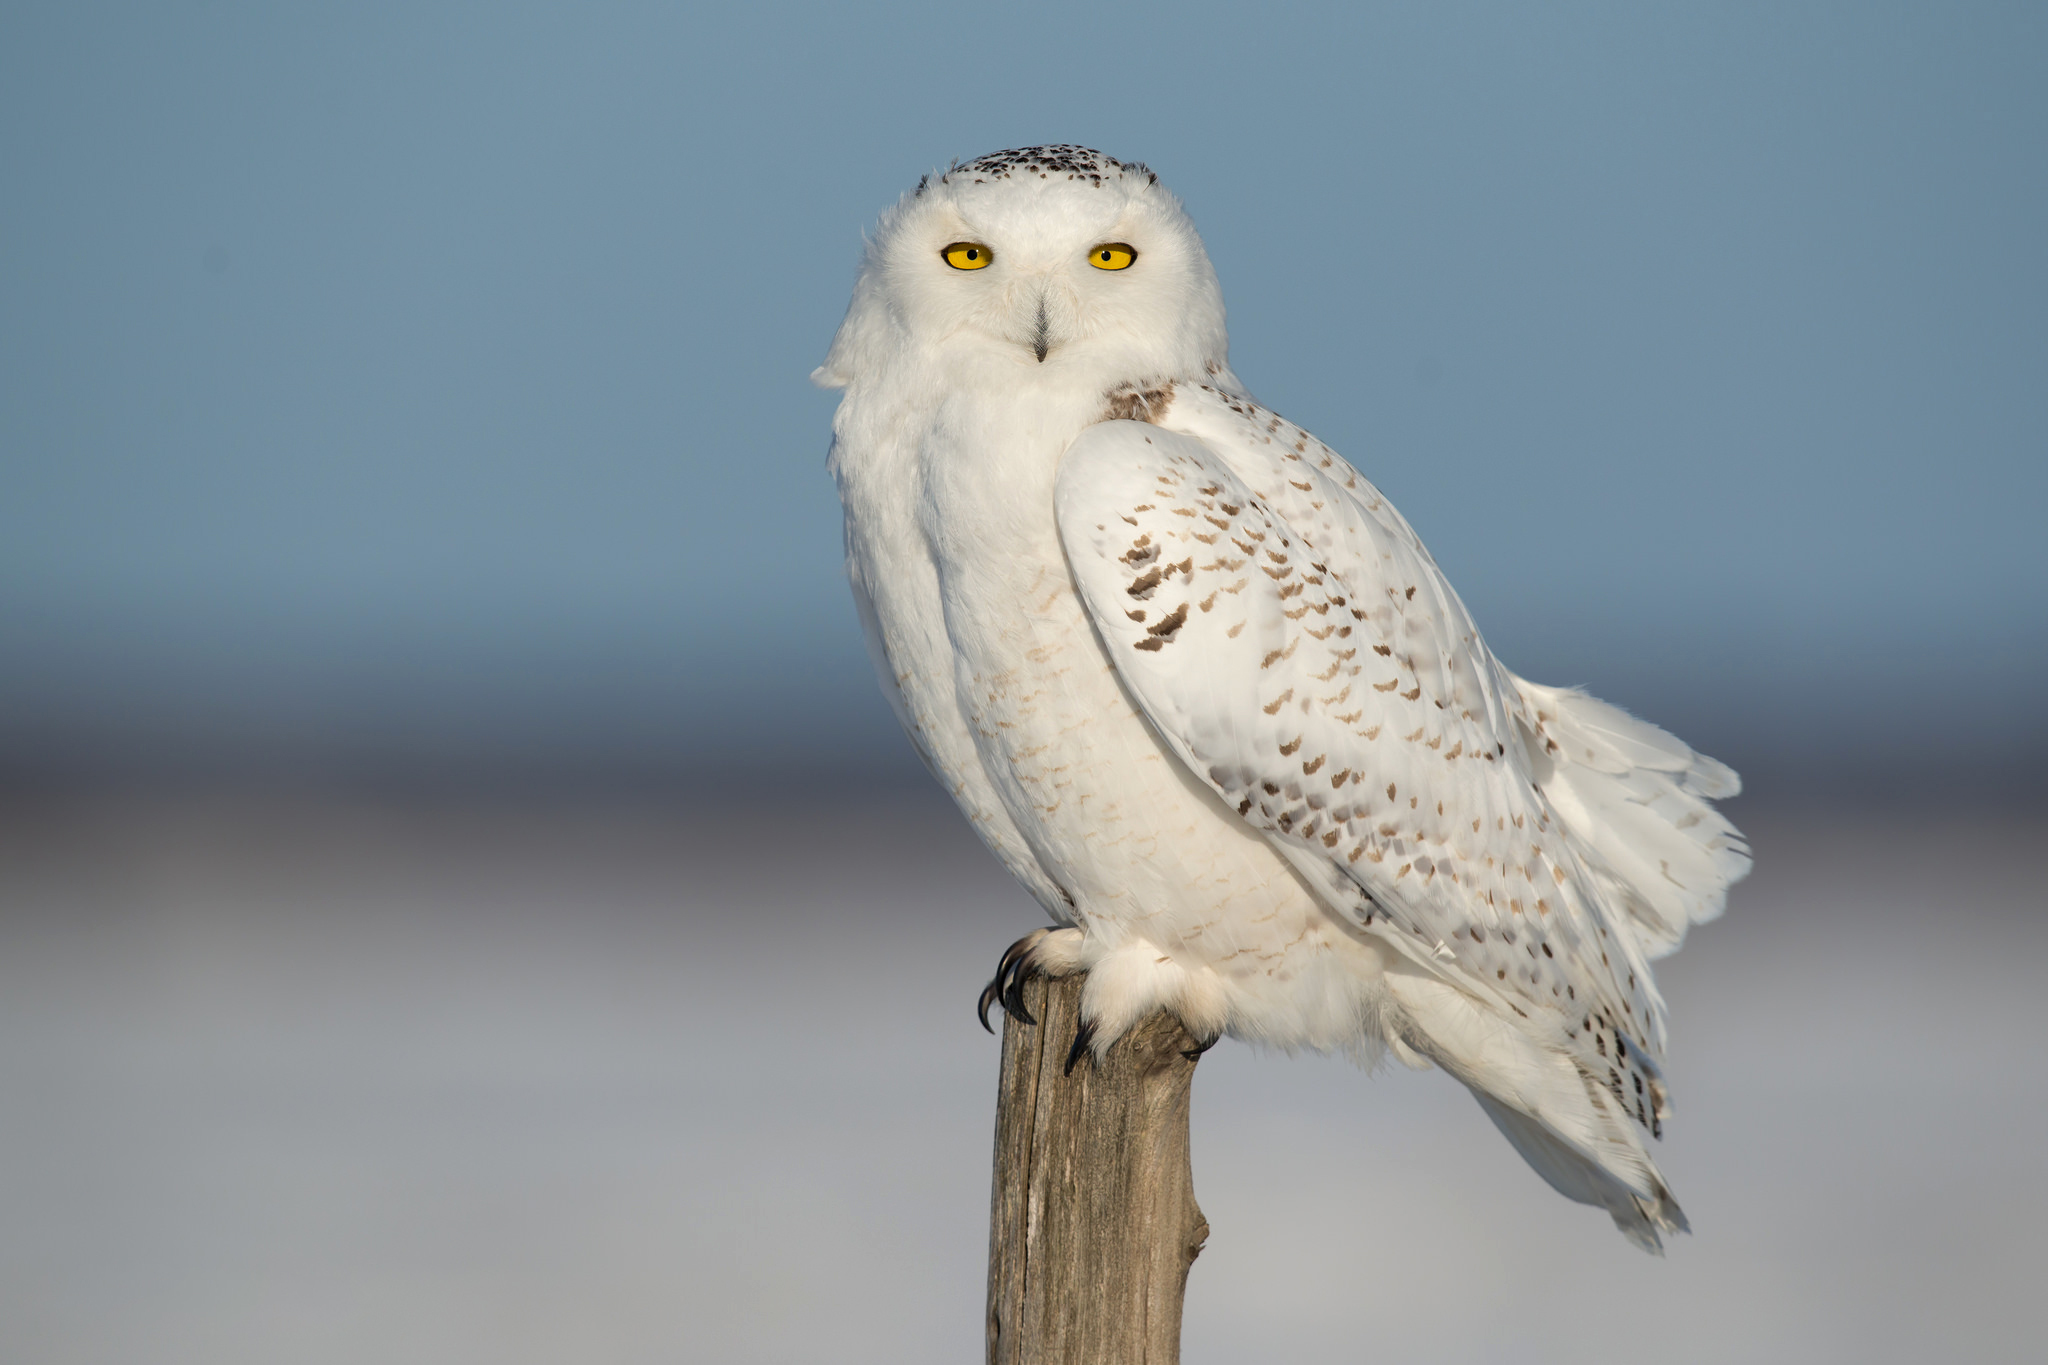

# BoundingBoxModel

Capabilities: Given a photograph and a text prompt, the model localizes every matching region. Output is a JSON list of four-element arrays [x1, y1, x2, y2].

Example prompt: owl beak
[[1031, 297, 1052, 363]]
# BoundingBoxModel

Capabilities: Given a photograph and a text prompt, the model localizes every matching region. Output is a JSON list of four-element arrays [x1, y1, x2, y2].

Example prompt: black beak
[[1032, 298, 1051, 363]]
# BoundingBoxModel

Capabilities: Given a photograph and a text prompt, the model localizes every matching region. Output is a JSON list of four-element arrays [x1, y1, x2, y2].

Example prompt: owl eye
[[942, 242, 993, 270], [1089, 243, 1137, 271]]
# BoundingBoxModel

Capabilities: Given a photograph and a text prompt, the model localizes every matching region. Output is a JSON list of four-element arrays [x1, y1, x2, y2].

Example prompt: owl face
[[817, 148, 1230, 394]]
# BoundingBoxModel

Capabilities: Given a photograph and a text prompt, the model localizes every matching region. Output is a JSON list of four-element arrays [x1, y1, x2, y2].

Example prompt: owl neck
[[830, 335, 1232, 523]]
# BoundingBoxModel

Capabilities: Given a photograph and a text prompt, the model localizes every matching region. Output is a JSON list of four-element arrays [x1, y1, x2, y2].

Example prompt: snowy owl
[[816, 146, 1749, 1252]]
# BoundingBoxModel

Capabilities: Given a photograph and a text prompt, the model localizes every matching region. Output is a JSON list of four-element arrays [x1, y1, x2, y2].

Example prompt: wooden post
[[986, 972, 1209, 1365]]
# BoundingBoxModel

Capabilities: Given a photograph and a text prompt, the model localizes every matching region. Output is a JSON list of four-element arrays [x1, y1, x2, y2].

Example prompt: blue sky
[[3, 2, 2042, 788]]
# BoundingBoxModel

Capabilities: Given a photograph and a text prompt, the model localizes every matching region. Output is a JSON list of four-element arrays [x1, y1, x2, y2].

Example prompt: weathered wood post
[[986, 972, 1209, 1364]]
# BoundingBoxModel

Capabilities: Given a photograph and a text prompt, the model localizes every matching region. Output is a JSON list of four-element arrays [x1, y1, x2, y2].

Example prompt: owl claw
[[977, 928, 1064, 1032], [1064, 1016, 1097, 1075], [1181, 1033, 1220, 1061], [976, 979, 1005, 1033]]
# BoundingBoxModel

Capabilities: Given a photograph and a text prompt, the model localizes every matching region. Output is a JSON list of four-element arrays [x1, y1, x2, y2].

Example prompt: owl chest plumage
[[835, 382, 1323, 952]]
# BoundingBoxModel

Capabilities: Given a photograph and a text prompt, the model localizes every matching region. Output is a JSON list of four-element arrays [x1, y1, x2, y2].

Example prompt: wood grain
[[986, 972, 1208, 1364]]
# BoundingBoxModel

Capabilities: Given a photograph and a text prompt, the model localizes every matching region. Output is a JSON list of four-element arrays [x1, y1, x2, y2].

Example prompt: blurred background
[[1, 3, 2042, 1361]]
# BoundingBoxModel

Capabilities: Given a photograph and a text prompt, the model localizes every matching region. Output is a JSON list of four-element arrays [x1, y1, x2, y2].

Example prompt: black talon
[[1064, 1017, 1097, 1076], [1181, 1033, 1221, 1061], [979, 929, 1062, 1031], [998, 938, 1038, 1026], [1001, 967, 1035, 1024]]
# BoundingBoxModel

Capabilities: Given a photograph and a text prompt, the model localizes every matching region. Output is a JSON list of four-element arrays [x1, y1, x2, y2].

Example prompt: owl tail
[[1385, 969, 1688, 1254], [1471, 1090, 1689, 1254]]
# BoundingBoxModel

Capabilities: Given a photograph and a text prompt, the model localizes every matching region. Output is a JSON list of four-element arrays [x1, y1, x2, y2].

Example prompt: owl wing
[[1160, 383, 1752, 962], [1055, 392, 1742, 1248]]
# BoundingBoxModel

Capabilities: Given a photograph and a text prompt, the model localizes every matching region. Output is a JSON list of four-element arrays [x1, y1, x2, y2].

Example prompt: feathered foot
[[977, 926, 1086, 1033]]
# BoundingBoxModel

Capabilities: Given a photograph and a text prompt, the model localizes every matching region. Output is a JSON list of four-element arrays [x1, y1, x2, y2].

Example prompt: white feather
[[1509, 680, 1751, 956]]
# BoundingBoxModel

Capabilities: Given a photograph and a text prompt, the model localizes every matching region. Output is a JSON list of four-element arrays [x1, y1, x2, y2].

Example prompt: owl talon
[[1000, 968, 1034, 1024], [977, 927, 1067, 1031], [1181, 1033, 1220, 1061], [1064, 1017, 1098, 1075], [976, 979, 1005, 1033]]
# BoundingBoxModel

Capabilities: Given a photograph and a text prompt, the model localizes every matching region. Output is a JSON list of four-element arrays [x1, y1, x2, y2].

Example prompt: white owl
[[816, 146, 1749, 1252]]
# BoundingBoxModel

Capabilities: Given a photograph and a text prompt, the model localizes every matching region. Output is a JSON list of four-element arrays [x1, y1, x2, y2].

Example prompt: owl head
[[814, 146, 1236, 394]]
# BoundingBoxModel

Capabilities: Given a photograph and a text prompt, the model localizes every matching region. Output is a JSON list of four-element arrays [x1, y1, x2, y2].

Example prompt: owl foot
[[1180, 1032, 1221, 1061], [977, 926, 1086, 1033]]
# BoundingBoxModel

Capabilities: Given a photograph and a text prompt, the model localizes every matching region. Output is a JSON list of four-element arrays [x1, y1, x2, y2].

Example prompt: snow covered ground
[[1, 790, 2040, 1363]]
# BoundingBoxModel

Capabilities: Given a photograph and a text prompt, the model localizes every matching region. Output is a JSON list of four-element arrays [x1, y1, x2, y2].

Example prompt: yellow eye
[[942, 242, 993, 270], [1089, 243, 1136, 271]]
